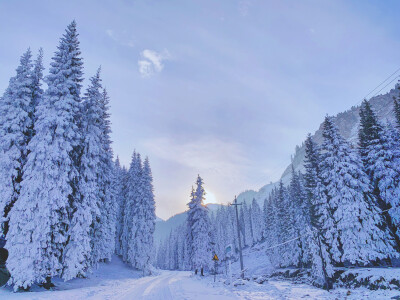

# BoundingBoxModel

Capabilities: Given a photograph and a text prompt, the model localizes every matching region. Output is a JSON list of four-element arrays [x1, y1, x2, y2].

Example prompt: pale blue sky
[[1, 0, 400, 219]]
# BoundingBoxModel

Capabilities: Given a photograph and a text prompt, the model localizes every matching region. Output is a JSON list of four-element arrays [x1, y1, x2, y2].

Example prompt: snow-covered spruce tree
[[319, 116, 396, 266], [123, 152, 143, 264], [239, 203, 252, 247], [7, 21, 84, 290], [94, 88, 116, 264], [212, 208, 224, 262], [0, 49, 35, 237], [250, 198, 263, 244], [304, 133, 334, 290], [359, 100, 400, 250], [394, 94, 400, 130], [243, 202, 253, 246], [118, 165, 130, 255], [288, 166, 309, 267], [276, 180, 298, 267], [114, 157, 125, 256], [156, 240, 166, 269], [179, 224, 191, 270], [263, 189, 280, 266], [262, 196, 270, 240], [186, 175, 212, 275], [31, 48, 45, 122], [62, 69, 105, 279], [185, 186, 195, 265], [132, 157, 156, 274]]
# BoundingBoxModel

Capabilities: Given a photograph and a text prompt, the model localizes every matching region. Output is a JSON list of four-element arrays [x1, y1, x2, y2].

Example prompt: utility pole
[[231, 195, 244, 279]]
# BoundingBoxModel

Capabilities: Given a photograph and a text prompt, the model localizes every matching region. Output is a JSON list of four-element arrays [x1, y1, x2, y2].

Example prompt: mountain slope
[[238, 84, 400, 203], [156, 85, 400, 242], [154, 203, 222, 244]]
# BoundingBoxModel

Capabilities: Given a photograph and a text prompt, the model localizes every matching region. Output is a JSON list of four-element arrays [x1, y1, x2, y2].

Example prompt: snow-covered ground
[[0, 255, 399, 299]]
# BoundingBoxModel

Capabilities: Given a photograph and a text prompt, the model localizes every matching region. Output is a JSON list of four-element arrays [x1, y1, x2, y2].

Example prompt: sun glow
[[204, 190, 217, 205]]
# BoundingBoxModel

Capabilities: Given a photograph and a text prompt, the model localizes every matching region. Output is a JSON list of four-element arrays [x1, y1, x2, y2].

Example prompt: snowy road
[[1, 256, 399, 299], [0, 269, 240, 300]]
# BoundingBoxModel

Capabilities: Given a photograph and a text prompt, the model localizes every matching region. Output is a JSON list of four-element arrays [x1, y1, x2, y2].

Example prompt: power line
[[247, 67, 400, 199], [371, 75, 400, 99], [355, 67, 400, 107]]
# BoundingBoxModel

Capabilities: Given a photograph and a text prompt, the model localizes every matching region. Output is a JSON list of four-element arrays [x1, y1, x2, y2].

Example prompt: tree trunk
[[42, 276, 55, 290]]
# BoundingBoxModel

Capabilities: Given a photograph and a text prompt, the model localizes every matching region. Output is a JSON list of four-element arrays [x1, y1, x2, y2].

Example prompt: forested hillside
[[158, 86, 400, 290]]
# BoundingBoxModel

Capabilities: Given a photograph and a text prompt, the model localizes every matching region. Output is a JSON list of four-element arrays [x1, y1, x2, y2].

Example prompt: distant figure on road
[[0, 247, 11, 287]]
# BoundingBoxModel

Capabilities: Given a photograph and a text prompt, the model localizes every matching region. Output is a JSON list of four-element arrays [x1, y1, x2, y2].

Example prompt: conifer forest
[[2, 2, 400, 299]]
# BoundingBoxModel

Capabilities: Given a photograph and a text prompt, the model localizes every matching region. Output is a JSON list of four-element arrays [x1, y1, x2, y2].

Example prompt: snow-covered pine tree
[[179, 224, 190, 270], [250, 198, 263, 244], [239, 204, 252, 247], [0, 49, 35, 237], [94, 88, 116, 264], [7, 21, 84, 290], [288, 166, 309, 267], [359, 100, 400, 250], [276, 180, 298, 267], [243, 202, 253, 246], [262, 196, 269, 240], [156, 240, 167, 269], [63, 69, 104, 279], [123, 152, 143, 265], [264, 189, 280, 266], [132, 157, 156, 274], [117, 165, 129, 256], [394, 94, 400, 130], [186, 175, 212, 275], [304, 133, 334, 290], [31, 48, 45, 123], [319, 116, 396, 265], [114, 157, 125, 256]]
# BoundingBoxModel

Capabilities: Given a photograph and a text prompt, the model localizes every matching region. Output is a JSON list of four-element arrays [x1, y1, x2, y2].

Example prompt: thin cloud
[[105, 29, 134, 48], [138, 49, 170, 78], [105, 29, 115, 39], [238, 0, 251, 16], [142, 136, 250, 184]]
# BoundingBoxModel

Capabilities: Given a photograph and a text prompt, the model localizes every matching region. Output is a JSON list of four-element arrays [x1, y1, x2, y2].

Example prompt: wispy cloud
[[138, 49, 171, 78], [105, 29, 115, 39], [105, 29, 135, 48], [142, 136, 249, 184], [238, 0, 252, 16]]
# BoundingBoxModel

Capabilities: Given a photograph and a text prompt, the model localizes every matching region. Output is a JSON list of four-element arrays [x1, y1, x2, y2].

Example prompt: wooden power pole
[[231, 195, 244, 279]]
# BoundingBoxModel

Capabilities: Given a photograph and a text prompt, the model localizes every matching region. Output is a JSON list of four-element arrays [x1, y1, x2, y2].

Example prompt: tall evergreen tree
[[394, 96, 400, 130], [30, 48, 45, 123], [63, 69, 103, 279], [0, 49, 34, 237], [117, 165, 129, 256], [359, 100, 400, 250], [319, 116, 396, 265], [132, 157, 156, 274], [7, 21, 84, 290], [304, 133, 334, 289], [186, 175, 212, 275], [123, 152, 143, 265], [288, 166, 309, 267], [239, 203, 252, 247], [114, 157, 125, 256], [93, 88, 116, 264], [275, 180, 298, 267], [250, 198, 263, 244]]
